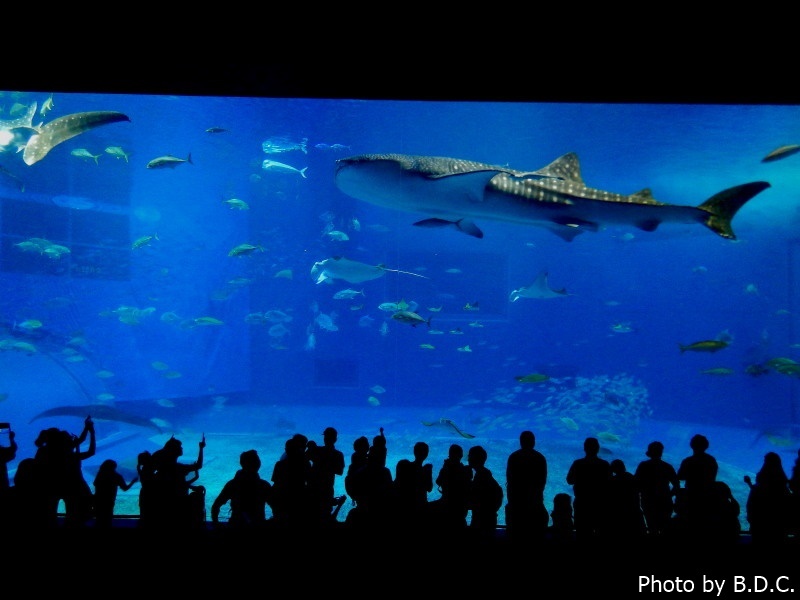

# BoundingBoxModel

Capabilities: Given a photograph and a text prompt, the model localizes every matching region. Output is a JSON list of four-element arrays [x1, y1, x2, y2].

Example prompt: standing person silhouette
[[432, 443, 472, 534], [505, 430, 548, 544], [744, 451, 791, 546], [466, 445, 503, 543], [149, 433, 206, 530], [634, 441, 679, 537], [566, 436, 611, 542], [211, 449, 274, 530], [307, 426, 346, 526], [0, 425, 18, 525], [676, 433, 718, 538], [93, 458, 139, 529], [393, 441, 434, 534]]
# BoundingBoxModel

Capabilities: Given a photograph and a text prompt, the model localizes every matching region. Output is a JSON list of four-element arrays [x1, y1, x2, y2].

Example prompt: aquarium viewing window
[[0, 89, 798, 529]]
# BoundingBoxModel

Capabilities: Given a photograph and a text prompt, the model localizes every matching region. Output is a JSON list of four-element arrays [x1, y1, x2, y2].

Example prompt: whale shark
[[29, 404, 163, 433], [510, 270, 570, 302], [0, 101, 131, 165], [334, 153, 771, 241]]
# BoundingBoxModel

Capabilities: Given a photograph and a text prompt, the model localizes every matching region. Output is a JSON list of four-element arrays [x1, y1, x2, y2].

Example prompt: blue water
[[1, 91, 799, 524]]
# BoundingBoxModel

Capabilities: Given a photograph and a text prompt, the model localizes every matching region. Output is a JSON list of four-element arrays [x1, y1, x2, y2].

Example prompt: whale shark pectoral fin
[[413, 217, 484, 238], [23, 111, 131, 165]]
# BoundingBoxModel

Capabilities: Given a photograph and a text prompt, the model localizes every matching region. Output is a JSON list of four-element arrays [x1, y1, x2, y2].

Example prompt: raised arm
[[78, 416, 96, 460]]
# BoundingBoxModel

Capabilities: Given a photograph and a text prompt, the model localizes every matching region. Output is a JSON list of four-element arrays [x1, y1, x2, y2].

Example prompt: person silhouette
[[211, 449, 274, 530], [676, 434, 718, 539], [393, 440, 434, 534], [431, 443, 472, 534], [566, 436, 611, 542], [505, 430, 548, 544], [92, 458, 139, 529], [634, 441, 679, 537], [307, 426, 346, 527], [466, 445, 503, 543], [549, 492, 574, 544], [606, 458, 646, 541], [0, 425, 18, 518], [270, 433, 312, 531], [744, 451, 791, 546], [148, 433, 206, 530]]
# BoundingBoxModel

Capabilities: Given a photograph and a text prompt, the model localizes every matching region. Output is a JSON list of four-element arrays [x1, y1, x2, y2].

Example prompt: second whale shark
[[334, 152, 771, 241]]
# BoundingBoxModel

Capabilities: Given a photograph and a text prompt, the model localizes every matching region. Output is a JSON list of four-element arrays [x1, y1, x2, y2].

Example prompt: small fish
[[223, 198, 249, 210], [762, 144, 800, 163], [456, 345, 472, 352], [610, 322, 635, 333], [315, 143, 351, 152], [333, 288, 365, 300], [427, 306, 443, 312], [679, 339, 729, 353], [162, 371, 182, 379], [370, 385, 386, 394], [104, 146, 130, 162], [326, 230, 350, 241], [421, 418, 475, 439], [515, 373, 550, 383], [468, 321, 484, 328], [40, 94, 55, 117], [95, 370, 115, 379], [132, 233, 159, 249], [560, 417, 579, 431], [274, 269, 293, 279], [262, 136, 308, 154], [147, 153, 192, 169], [205, 126, 228, 134], [70, 148, 101, 164], [193, 316, 224, 326], [151, 361, 169, 371], [16, 319, 43, 331], [419, 343, 436, 350], [367, 395, 381, 406], [392, 310, 431, 328], [463, 302, 480, 311], [228, 243, 264, 257], [701, 367, 735, 376], [597, 431, 621, 443], [262, 159, 308, 178]]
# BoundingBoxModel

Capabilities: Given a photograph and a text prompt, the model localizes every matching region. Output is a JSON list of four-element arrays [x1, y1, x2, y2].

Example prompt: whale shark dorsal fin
[[531, 152, 583, 183]]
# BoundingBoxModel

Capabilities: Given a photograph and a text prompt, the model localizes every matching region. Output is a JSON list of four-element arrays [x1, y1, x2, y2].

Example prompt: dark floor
[[6, 522, 797, 594]]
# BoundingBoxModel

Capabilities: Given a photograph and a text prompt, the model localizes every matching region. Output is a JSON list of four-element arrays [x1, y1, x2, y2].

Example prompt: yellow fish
[[679, 339, 729, 353], [105, 146, 131, 162], [132, 233, 159, 249], [700, 367, 735, 376], [70, 148, 101, 164]]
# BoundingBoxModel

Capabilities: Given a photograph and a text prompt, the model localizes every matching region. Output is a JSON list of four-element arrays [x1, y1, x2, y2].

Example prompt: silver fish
[[262, 159, 308, 178]]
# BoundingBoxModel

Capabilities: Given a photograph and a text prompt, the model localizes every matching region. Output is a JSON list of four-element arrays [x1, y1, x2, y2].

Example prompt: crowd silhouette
[[1, 418, 799, 563]]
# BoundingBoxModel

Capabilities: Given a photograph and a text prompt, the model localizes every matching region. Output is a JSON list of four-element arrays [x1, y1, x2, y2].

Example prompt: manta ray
[[29, 404, 163, 433], [310, 256, 428, 284], [510, 270, 570, 302], [0, 100, 131, 165], [334, 153, 771, 241]]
